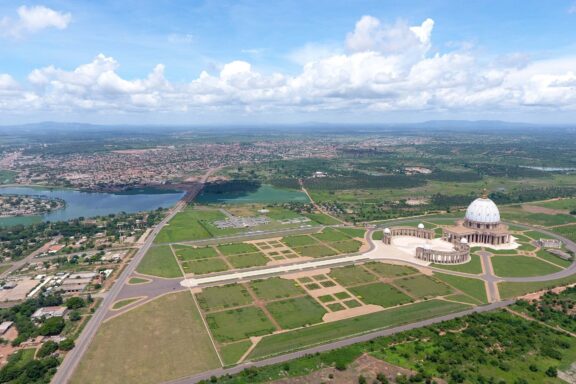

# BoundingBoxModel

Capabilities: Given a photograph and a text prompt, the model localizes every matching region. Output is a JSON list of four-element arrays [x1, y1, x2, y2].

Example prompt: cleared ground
[[71, 292, 220, 384]]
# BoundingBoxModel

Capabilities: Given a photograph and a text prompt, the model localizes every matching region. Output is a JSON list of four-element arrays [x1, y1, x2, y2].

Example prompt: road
[[164, 300, 514, 384]]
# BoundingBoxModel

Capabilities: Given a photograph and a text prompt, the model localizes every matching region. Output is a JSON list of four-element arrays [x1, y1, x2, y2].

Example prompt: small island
[[0, 194, 65, 217]]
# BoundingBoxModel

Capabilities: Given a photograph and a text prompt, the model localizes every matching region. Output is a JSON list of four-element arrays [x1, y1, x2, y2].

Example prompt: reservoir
[[0, 186, 184, 226]]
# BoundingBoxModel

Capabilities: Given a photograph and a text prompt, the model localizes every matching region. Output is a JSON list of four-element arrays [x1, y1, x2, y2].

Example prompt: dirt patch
[[521, 204, 568, 215], [270, 353, 446, 384], [322, 305, 383, 322], [520, 283, 576, 301]]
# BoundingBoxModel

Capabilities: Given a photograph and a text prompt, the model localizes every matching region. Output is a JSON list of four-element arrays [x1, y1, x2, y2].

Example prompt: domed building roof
[[465, 197, 500, 224], [417, 223, 425, 229]]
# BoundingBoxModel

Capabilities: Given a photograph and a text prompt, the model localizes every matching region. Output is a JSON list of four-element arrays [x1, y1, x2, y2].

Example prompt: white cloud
[[1, 5, 71, 38], [2, 15, 576, 118]]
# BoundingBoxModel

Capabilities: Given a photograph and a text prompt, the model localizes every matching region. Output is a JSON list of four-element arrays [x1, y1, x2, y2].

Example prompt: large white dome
[[465, 197, 500, 224]]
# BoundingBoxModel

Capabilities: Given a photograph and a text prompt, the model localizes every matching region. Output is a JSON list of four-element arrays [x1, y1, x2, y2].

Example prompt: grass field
[[294, 244, 337, 258], [218, 242, 259, 256], [174, 245, 219, 261], [536, 249, 573, 268], [0, 170, 16, 184], [304, 212, 341, 225], [206, 306, 276, 343], [136, 246, 182, 278], [349, 283, 412, 307], [196, 284, 252, 311], [500, 206, 576, 227], [330, 239, 363, 253], [395, 275, 452, 298], [154, 208, 220, 243], [434, 273, 488, 303], [227, 253, 269, 268], [220, 340, 252, 366], [552, 224, 576, 242], [248, 300, 470, 359], [499, 274, 576, 299], [336, 227, 366, 238], [250, 277, 305, 300], [0, 264, 12, 275], [112, 298, 141, 309], [533, 198, 576, 210], [267, 297, 326, 329], [432, 254, 483, 274], [492, 255, 562, 277], [329, 265, 377, 286], [312, 228, 350, 242], [183, 258, 229, 275], [128, 277, 149, 284], [71, 292, 220, 384], [364, 262, 418, 277], [282, 235, 318, 247]]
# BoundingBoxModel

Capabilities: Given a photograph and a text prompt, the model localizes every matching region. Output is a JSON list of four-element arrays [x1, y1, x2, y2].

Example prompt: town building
[[31, 306, 67, 321]]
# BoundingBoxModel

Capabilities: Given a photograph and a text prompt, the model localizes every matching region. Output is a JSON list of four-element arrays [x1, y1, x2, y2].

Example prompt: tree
[[65, 296, 85, 310], [69, 310, 81, 322], [38, 317, 65, 336], [545, 367, 558, 377], [358, 375, 367, 384], [37, 341, 58, 358], [59, 339, 75, 351]]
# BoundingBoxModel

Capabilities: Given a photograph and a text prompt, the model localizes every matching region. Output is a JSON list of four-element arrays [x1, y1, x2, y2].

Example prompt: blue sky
[[1, 0, 576, 124]]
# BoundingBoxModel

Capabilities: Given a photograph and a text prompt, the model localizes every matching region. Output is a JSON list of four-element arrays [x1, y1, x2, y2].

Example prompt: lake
[[196, 184, 310, 204], [0, 186, 184, 226]]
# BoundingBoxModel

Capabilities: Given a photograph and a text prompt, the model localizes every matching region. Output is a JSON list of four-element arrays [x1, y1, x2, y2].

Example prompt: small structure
[[538, 238, 562, 249], [416, 238, 470, 264], [0, 321, 13, 335], [31, 306, 67, 321], [382, 224, 434, 245]]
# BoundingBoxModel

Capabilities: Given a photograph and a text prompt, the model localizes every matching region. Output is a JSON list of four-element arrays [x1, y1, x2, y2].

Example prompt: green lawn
[[434, 273, 488, 303], [248, 300, 470, 359], [282, 235, 318, 247], [536, 249, 572, 268], [136, 246, 182, 278], [206, 306, 276, 342], [552, 224, 576, 242], [534, 198, 576, 210], [432, 254, 483, 274], [304, 212, 341, 225], [250, 277, 305, 300], [217, 242, 259, 256], [154, 208, 222, 243], [293, 244, 338, 258], [500, 207, 576, 227], [227, 253, 269, 268], [128, 277, 150, 284], [364, 262, 418, 277], [196, 284, 252, 311], [329, 239, 363, 254], [492, 255, 562, 277], [0, 170, 16, 184], [312, 227, 350, 242], [183, 258, 229, 275], [71, 292, 220, 384], [349, 283, 412, 308], [395, 275, 452, 299], [174, 245, 218, 260], [112, 298, 141, 310], [499, 274, 576, 299], [371, 231, 384, 240], [267, 297, 327, 329], [336, 227, 366, 238], [329, 265, 377, 286], [523, 230, 554, 241], [220, 340, 252, 366]]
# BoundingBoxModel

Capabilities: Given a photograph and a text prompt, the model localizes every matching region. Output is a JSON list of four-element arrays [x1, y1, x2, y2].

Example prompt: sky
[[1, 0, 576, 125]]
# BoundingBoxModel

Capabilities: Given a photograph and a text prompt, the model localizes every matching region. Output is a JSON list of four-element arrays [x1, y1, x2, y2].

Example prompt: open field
[[196, 284, 252, 311], [248, 300, 469, 359], [71, 292, 220, 384], [111, 298, 141, 310], [499, 274, 576, 299], [364, 262, 418, 277], [500, 206, 576, 227], [434, 273, 488, 303], [395, 275, 453, 299], [533, 198, 576, 210], [206, 306, 276, 343], [250, 277, 305, 300], [492, 255, 563, 277], [266, 297, 326, 329], [349, 283, 412, 307], [220, 340, 252, 366], [329, 265, 377, 286], [552, 224, 576, 242], [136, 246, 182, 278]]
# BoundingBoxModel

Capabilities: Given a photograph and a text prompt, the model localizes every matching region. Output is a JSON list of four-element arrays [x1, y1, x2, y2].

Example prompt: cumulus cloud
[[1, 5, 71, 38], [2, 15, 576, 118]]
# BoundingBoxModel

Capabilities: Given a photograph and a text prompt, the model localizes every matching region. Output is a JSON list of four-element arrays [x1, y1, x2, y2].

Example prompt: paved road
[[164, 300, 514, 384]]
